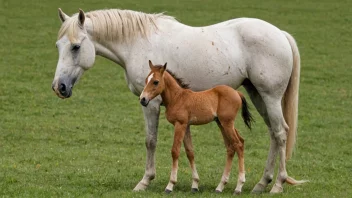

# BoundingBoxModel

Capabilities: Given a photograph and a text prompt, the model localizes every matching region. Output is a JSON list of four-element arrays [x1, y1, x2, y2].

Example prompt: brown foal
[[140, 61, 253, 194]]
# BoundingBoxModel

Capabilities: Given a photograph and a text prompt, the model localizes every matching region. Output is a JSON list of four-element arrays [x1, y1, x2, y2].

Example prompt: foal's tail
[[238, 92, 254, 130]]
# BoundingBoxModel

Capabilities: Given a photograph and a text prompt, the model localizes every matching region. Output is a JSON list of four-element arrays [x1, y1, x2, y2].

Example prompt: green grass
[[1, 0, 351, 197]]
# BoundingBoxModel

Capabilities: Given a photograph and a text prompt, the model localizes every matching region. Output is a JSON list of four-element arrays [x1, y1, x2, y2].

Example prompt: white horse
[[52, 8, 306, 194]]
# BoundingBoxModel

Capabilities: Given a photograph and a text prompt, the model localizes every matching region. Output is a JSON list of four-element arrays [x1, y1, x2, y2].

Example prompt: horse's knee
[[272, 130, 287, 146], [145, 137, 157, 149]]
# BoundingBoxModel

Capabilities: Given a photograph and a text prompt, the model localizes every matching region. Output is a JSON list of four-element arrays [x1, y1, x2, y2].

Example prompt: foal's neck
[[161, 72, 185, 107]]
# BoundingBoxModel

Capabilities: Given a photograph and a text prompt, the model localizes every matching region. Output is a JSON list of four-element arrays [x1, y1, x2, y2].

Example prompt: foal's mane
[[166, 69, 190, 89], [58, 9, 176, 43]]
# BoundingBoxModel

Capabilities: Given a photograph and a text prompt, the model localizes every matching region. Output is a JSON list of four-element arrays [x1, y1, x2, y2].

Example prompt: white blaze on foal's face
[[147, 73, 154, 84], [139, 61, 167, 106]]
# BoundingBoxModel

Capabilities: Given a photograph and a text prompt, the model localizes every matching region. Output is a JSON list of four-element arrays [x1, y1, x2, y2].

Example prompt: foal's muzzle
[[140, 97, 150, 107]]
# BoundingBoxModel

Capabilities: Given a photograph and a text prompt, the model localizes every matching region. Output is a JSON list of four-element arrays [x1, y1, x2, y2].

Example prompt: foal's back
[[173, 85, 242, 125]]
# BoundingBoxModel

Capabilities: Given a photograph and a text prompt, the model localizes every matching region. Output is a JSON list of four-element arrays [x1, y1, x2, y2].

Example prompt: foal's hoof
[[191, 188, 199, 193], [165, 189, 172, 194]]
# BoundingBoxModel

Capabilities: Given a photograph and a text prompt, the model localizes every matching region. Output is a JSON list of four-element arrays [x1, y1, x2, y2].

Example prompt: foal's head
[[140, 60, 167, 107]]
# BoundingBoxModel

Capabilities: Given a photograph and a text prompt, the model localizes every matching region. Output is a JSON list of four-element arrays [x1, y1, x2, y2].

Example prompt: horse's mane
[[58, 9, 176, 43], [166, 69, 190, 89]]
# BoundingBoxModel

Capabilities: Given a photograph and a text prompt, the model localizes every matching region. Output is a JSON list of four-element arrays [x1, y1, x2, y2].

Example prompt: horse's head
[[140, 60, 167, 107], [52, 8, 95, 99]]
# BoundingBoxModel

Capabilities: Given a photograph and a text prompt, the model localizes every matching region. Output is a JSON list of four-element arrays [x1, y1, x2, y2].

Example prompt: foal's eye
[[153, 80, 159, 86], [71, 44, 81, 51]]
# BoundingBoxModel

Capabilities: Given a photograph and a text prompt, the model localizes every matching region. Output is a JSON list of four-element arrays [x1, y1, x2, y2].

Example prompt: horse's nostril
[[141, 97, 146, 102], [52, 84, 55, 91], [59, 83, 66, 93]]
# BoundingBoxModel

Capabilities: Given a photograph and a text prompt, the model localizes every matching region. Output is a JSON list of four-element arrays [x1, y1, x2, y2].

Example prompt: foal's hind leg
[[233, 128, 245, 195], [183, 126, 200, 192], [215, 120, 245, 194]]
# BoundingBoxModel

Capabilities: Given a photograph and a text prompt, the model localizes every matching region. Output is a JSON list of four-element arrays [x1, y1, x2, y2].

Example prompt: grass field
[[1, 0, 352, 197]]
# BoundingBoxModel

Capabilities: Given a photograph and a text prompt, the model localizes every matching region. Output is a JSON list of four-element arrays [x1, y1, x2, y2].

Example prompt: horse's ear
[[161, 62, 167, 74], [149, 60, 154, 69], [78, 8, 86, 27], [58, 8, 69, 23]]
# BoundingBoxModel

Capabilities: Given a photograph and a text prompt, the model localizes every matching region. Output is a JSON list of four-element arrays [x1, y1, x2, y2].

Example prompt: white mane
[[58, 9, 175, 43]]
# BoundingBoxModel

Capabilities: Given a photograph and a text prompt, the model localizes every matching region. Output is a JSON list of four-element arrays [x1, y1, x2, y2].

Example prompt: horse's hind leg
[[183, 126, 200, 192], [263, 97, 290, 193], [243, 81, 278, 193], [246, 80, 290, 193]]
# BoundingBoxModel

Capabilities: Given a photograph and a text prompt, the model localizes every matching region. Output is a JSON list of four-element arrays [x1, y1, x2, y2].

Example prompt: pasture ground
[[0, 0, 351, 197]]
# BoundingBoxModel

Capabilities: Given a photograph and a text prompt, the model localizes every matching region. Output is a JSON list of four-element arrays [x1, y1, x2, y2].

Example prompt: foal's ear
[[161, 62, 167, 74], [78, 8, 86, 27], [58, 8, 69, 23], [148, 60, 154, 69]]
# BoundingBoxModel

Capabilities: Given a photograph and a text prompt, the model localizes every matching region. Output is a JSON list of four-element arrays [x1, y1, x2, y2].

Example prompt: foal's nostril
[[141, 97, 146, 102]]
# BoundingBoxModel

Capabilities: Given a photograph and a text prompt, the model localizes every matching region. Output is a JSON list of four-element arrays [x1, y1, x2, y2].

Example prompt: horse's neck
[[89, 36, 130, 67], [161, 72, 184, 107], [86, 17, 183, 69], [85, 19, 137, 68]]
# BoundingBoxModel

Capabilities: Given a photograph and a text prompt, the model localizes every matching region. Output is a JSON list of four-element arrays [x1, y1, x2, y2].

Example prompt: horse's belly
[[167, 31, 246, 91]]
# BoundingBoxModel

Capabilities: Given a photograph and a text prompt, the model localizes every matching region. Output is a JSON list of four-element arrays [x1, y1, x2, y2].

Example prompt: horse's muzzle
[[58, 83, 72, 98], [140, 97, 149, 107], [52, 78, 73, 99]]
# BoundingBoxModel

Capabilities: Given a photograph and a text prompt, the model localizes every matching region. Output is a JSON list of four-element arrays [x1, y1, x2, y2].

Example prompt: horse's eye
[[153, 80, 159, 86], [72, 44, 81, 51]]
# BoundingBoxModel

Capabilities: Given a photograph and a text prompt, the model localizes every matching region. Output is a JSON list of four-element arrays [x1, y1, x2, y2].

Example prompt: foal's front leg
[[183, 126, 200, 192], [165, 122, 188, 193]]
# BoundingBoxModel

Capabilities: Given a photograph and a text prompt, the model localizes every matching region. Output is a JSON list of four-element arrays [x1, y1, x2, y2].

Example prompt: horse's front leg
[[165, 122, 188, 193], [133, 99, 161, 191]]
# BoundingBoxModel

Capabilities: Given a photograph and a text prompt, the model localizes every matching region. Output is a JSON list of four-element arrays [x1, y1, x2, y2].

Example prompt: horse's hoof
[[133, 182, 148, 191], [251, 183, 266, 194], [215, 190, 222, 193], [269, 184, 283, 194], [234, 190, 241, 195], [165, 189, 172, 194], [191, 188, 199, 193]]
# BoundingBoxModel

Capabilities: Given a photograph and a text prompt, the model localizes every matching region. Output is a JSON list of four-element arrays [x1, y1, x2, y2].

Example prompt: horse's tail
[[238, 92, 254, 130], [282, 31, 301, 160]]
